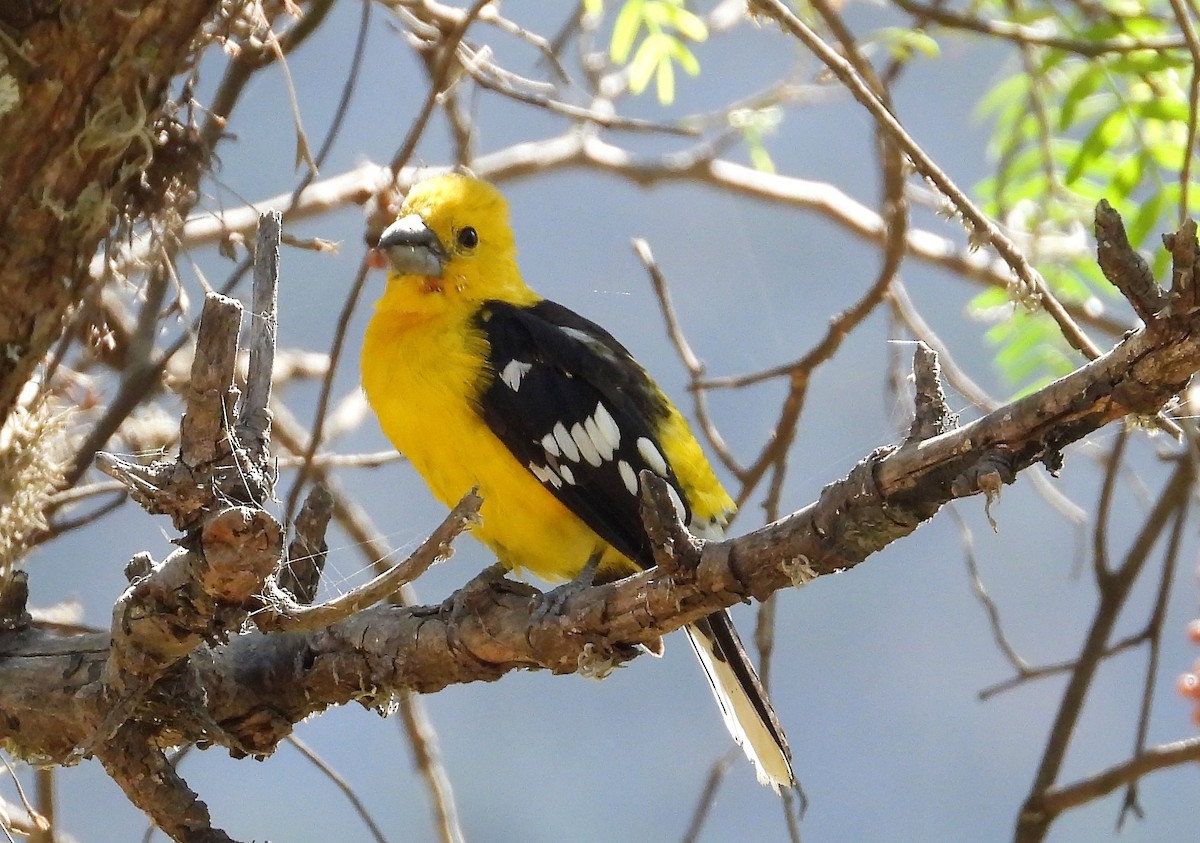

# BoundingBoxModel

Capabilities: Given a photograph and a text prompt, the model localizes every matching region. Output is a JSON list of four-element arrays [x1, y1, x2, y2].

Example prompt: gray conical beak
[[378, 214, 447, 277]]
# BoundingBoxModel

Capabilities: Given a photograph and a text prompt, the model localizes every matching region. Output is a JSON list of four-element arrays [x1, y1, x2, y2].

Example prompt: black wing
[[474, 299, 691, 570]]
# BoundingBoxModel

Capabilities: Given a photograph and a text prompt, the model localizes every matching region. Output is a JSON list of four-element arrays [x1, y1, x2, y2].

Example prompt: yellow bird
[[362, 173, 793, 789]]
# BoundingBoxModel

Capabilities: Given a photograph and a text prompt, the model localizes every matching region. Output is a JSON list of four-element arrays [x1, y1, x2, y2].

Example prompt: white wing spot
[[571, 422, 603, 467], [553, 422, 580, 462], [500, 359, 532, 392], [541, 432, 560, 458], [584, 415, 612, 462], [529, 461, 562, 488], [637, 436, 669, 477], [593, 402, 621, 451], [618, 460, 639, 495], [559, 464, 576, 485]]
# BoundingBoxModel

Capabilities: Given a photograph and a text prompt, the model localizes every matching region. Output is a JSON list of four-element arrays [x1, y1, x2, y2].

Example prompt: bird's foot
[[535, 552, 601, 621]]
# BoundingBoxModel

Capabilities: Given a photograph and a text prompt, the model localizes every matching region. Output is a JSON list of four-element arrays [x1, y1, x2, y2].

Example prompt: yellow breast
[[362, 307, 629, 581]]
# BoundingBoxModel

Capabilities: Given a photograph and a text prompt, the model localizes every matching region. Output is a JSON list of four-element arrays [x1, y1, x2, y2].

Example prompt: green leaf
[[1108, 50, 1192, 75], [969, 286, 1013, 312], [1125, 193, 1166, 249], [1059, 64, 1107, 131], [610, 0, 644, 64], [749, 140, 775, 174], [655, 51, 675, 104], [1135, 97, 1190, 123], [663, 4, 708, 42], [1065, 110, 1130, 185], [975, 73, 1030, 122], [628, 32, 666, 95], [1110, 150, 1146, 200], [874, 26, 940, 60], [669, 38, 700, 76]]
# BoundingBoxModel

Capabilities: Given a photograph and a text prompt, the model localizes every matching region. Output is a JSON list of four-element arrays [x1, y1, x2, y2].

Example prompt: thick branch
[[6, 206, 1200, 843], [98, 721, 233, 843], [6, 244, 1200, 761]]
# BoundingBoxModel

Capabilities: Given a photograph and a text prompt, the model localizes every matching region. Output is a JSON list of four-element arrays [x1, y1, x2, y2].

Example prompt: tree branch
[[0, 0, 221, 425], [5, 208, 1200, 840]]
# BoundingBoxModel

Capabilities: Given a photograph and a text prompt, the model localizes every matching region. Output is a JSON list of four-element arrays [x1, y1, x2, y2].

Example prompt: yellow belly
[[362, 308, 633, 582]]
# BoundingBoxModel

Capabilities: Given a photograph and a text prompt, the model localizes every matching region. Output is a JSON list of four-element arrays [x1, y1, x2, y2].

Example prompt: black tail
[[685, 610, 794, 789]]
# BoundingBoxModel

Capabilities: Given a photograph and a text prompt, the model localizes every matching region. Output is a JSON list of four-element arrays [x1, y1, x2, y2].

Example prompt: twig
[[1015, 459, 1195, 843], [255, 490, 482, 633], [0, 755, 46, 838], [1166, 0, 1200, 223], [278, 482, 334, 605], [238, 210, 282, 456], [950, 506, 1031, 675], [281, 257, 369, 527], [979, 630, 1147, 701], [886, 281, 994, 411], [276, 450, 401, 470], [287, 0, 373, 205], [395, 692, 466, 843], [1118, 491, 1188, 827], [99, 151, 1132, 339], [1038, 737, 1200, 815], [30, 770, 52, 843], [1094, 199, 1166, 322], [892, 0, 1188, 57], [633, 239, 742, 476], [751, 0, 1103, 361], [285, 735, 389, 843], [388, 0, 493, 175], [467, 54, 698, 135], [679, 750, 736, 843], [907, 342, 956, 442], [97, 722, 233, 843], [1092, 428, 1128, 582]]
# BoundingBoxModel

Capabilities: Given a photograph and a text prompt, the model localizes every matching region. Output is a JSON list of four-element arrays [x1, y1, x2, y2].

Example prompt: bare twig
[[1038, 737, 1200, 816], [751, 0, 1103, 360], [285, 735, 389, 843], [633, 238, 742, 477], [395, 692, 466, 843], [951, 507, 1031, 675], [255, 490, 481, 634], [278, 482, 334, 605], [1117, 491, 1189, 826], [1095, 200, 1166, 322], [679, 750, 736, 843], [98, 723, 232, 843], [892, 0, 1188, 56], [238, 210, 281, 455], [1015, 459, 1195, 843], [1166, 0, 1200, 222]]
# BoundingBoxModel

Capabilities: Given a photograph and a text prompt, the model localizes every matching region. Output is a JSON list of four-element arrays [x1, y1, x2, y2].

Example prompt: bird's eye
[[457, 227, 478, 249]]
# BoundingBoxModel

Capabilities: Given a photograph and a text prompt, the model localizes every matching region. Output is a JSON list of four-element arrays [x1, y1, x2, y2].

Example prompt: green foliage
[[600, 0, 708, 104], [971, 1, 1200, 389], [730, 106, 783, 173], [875, 26, 941, 61]]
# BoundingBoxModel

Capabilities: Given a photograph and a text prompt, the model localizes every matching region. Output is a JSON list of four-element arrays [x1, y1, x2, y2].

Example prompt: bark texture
[[0, 0, 220, 425]]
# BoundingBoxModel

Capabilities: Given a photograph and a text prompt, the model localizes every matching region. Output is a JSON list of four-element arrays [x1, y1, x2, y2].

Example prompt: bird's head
[[375, 173, 536, 313]]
